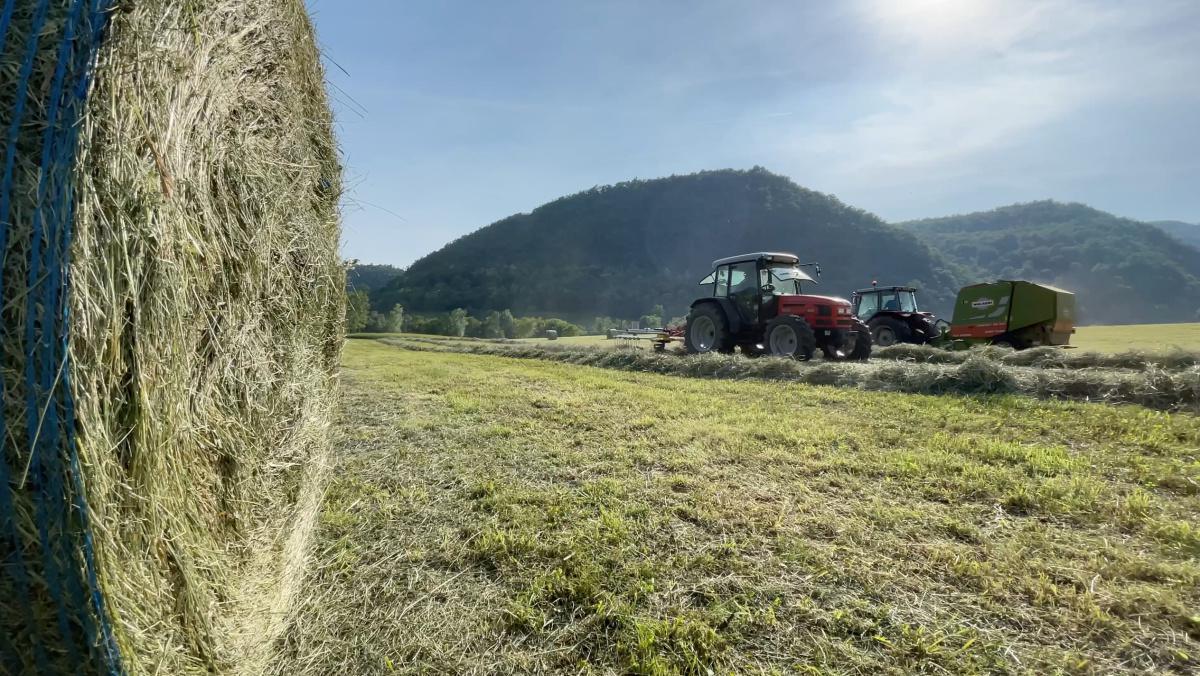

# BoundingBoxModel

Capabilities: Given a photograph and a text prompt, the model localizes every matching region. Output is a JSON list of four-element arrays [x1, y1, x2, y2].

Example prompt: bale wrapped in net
[[0, 0, 342, 673]]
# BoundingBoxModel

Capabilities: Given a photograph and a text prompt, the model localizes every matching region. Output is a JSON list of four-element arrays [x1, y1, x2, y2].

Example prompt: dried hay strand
[[1, 1, 342, 673]]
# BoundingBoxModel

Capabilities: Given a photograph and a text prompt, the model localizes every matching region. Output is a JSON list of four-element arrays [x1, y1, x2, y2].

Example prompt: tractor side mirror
[[814, 264, 821, 277]]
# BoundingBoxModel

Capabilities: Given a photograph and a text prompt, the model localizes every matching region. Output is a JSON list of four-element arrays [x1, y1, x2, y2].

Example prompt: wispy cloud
[[764, 0, 1200, 187]]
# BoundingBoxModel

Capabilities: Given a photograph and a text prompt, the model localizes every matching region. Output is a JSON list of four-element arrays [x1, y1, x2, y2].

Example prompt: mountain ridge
[[898, 200, 1200, 323], [375, 168, 961, 319]]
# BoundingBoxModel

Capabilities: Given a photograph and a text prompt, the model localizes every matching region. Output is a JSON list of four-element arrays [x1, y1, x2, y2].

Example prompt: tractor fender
[[689, 298, 742, 335]]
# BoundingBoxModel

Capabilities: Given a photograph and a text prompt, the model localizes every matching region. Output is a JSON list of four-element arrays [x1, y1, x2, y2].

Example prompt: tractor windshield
[[763, 264, 813, 295], [879, 290, 919, 312]]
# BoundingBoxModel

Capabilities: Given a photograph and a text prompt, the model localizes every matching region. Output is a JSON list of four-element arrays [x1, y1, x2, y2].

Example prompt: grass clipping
[[1, 1, 342, 673]]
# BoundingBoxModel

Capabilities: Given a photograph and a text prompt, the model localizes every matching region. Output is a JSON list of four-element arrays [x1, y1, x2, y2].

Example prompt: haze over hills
[[899, 202, 1200, 324], [374, 168, 960, 320], [1152, 220, 1200, 251]]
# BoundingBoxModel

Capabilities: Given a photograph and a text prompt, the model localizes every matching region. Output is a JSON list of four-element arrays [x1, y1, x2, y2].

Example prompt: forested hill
[[900, 202, 1200, 324], [375, 168, 959, 319], [1152, 220, 1200, 251], [347, 263, 403, 294]]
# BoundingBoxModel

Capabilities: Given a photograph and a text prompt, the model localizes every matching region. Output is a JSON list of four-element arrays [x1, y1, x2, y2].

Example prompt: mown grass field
[[274, 338, 1199, 674], [1073, 323, 1200, 353], [519, 322, 1200, 354]]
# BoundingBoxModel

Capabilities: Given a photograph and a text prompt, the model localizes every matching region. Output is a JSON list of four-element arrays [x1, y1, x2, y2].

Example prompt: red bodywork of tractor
[[682, 252, 871, 360], [775, 294, 856, 332]]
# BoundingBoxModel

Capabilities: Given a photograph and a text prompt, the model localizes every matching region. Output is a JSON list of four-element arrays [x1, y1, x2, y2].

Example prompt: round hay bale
[[0, 1, 342, 673]]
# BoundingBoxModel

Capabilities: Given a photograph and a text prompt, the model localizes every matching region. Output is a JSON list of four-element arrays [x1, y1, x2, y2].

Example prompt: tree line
[[346, 289, 588, 338]]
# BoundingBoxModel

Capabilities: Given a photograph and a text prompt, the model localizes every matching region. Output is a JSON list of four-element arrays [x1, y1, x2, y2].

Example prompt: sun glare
[[863, 0, 998, 47]]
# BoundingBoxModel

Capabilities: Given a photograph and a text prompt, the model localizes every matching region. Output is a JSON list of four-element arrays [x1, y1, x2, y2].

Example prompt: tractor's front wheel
[[765, 316, 816, 360], [684, 304, 733, 354], [848, 322, 872, 360]]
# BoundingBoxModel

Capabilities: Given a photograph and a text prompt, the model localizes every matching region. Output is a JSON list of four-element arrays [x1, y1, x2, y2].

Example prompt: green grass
[[274, 340, 1200, 674], [517, 333, 659, 349], [1073, 323, 1200, 353]]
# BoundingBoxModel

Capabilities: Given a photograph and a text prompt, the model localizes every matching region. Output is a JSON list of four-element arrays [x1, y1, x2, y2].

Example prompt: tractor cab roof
[[711, 251, 799, 267], [853, 285, 918, 294]]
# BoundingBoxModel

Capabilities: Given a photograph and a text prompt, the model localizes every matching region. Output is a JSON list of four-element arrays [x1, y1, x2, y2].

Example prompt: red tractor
[[684, 252, 871, 360]]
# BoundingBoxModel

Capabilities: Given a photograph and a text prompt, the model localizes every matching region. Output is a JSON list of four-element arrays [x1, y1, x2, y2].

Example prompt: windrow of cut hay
[[1, 1, 342, 674], [873, 343, 1200, 371], [381, 338, 1200, 412]]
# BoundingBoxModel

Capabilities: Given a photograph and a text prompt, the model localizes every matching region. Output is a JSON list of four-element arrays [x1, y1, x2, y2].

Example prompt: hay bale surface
[[1, 1, 342, 673]]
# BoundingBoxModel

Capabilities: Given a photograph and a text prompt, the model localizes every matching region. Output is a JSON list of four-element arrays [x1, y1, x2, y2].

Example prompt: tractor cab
[[852, 285, 920, 321], [684, 252, 871, 360], [851, 284, 945, 347]]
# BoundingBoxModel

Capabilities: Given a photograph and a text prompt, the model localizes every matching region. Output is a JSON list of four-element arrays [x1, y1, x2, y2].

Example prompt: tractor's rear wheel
[[684, 304, 733, 354], [765, 316, 816, 360], [870, 317, 910, 347]]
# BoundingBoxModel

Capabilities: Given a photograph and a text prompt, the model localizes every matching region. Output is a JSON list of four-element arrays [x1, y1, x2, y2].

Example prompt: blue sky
[[307, 0, 1200, 268]]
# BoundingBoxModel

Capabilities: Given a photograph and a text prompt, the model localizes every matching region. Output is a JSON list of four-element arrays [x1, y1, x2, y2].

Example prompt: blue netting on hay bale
[[0, 0, 122, 673]]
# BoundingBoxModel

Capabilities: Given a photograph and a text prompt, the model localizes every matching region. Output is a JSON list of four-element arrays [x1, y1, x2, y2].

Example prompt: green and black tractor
[[851, 284, 947, 347]]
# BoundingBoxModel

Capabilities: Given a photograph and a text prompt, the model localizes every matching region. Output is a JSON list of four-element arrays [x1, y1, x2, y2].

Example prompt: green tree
[[639, 304, 663, 329], [448, 308, 468, 337], [346, 289, 369, 332], [499, 309, 516, 338], [465, 316, 484, 338], [366, 311, 385, 331], [542, 318, 584, 337], [514, 316, 539, 338], [385, 304, 405, 333], [482, 311, 504, 338]]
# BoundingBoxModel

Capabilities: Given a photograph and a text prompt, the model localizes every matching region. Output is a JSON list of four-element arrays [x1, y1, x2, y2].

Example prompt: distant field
[[514, 323, 1200, 354], [1073, 323, 1200, 353], [275, 339, 1199, 674]]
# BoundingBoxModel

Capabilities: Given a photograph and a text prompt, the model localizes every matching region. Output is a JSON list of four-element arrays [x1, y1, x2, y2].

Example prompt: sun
[[861, 0, 999, 47]]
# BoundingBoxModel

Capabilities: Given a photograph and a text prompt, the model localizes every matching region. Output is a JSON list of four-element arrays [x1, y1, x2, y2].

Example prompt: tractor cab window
[[729, 261, 759, 323], [728, 263, 756, 295], [856, 292, 880, 320], [697, 270, 716, 296], [714, 266, 730, 296], [764, 264, 808, 295], [879, 290, 918, 312], [878, 289, 921, 314]]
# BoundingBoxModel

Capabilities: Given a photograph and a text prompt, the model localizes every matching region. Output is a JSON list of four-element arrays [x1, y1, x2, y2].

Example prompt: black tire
[[684, 304, 733, 354], [870, 316, 911, 347], [822, 321, 873, 360], [848, 321, 872, 360], [741, 344, 766, 358], [991, 334, 1024, 350], [765, 315, 816, 360]]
